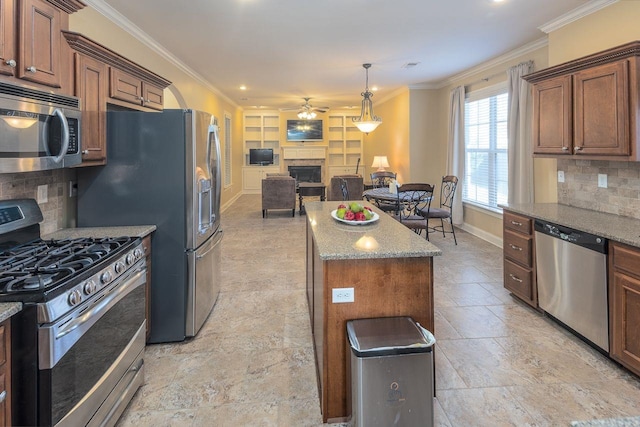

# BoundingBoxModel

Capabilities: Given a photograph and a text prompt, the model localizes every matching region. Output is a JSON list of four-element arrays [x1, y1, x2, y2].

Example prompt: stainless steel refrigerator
[[77, 109, 222, 343]]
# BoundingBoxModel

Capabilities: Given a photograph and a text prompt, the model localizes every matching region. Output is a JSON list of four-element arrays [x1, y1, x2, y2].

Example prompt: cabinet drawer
[[504, 259, 534, 301], [503, 229, 533, 267], [504, 211, 532, 235], [611, 242, 640, 277]]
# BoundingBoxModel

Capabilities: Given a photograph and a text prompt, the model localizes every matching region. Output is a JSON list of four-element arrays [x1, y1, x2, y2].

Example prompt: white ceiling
[[89, 0, 595, 111]]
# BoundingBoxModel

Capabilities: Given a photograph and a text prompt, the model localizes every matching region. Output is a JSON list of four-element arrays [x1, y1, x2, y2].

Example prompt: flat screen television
[[286, 119, 323, 142], [249, 148, 274, 165]]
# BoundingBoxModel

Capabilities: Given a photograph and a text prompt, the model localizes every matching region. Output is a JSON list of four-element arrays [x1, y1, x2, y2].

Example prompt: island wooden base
[[306, 224, 434, 422]]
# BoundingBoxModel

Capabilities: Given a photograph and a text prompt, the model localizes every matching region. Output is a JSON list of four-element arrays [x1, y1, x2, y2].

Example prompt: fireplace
[[289, 166, 321, 183]]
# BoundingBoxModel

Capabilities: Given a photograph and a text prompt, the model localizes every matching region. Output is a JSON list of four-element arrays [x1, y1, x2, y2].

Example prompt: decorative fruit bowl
[[331, 203, 379, 225]]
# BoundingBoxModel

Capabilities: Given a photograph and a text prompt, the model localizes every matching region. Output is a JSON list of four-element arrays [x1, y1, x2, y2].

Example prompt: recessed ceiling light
[[493, 0, 505, 3], [371, 86, 379, 92], [239, 85, 247, 90]]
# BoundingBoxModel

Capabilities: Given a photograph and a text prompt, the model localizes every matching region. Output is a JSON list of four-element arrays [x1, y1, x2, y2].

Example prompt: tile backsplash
[[557, 159, 640, 220], [0, 169, 77, 235]]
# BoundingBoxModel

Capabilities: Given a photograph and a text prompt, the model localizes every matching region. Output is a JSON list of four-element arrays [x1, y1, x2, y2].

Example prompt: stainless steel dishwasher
[[534, 219, 609, 352]]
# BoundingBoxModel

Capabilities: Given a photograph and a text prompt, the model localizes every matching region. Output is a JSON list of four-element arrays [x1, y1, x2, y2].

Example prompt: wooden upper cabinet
[[574, 60, 629, 156], [0, 0, 16, 77], [0, 0, 83, 92], [524, 41, 640, 161], [109, 67, 164, 111], [19, 0, 61, 87], [533, 75, 572, 154], [74, 52, 107, 165]]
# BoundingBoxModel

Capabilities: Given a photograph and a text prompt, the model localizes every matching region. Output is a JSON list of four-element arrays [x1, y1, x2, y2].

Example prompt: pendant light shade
[[352, 63, 382, 134]]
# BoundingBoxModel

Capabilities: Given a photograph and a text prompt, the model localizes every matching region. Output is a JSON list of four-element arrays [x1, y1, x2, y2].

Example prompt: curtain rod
[[466, 71, 505, 87]]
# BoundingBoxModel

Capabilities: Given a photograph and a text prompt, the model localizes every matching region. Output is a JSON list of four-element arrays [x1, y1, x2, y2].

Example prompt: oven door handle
[[56, 268, 145, 340]]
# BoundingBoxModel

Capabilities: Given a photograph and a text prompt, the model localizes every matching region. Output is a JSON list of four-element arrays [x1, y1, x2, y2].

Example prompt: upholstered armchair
[[327, 174, 364, 201], [261, 174, 296, 217]]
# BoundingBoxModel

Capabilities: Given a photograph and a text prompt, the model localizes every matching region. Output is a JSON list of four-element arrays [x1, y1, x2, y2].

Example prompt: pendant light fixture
[[352, 63, 382, 134]]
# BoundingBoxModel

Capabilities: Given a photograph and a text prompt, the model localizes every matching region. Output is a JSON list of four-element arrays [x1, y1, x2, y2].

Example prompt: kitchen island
[[305, 201, 441, 423]]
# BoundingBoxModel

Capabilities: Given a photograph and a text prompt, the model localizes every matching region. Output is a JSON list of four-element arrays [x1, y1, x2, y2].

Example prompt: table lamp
[[371, 156, 390, 172]]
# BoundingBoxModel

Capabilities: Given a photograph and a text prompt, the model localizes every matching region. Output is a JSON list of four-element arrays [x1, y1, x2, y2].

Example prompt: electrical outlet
[[37, 185, 48, 204], [598, 174, 608, 188], [557, 171, 565, 183], [332, 287, 354, 303]]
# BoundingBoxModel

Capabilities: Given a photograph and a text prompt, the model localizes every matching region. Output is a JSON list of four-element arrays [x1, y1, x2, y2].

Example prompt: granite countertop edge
[[43, 225, 157, 240], [0, 302, 22, 322], [500, 203, 640, 248]]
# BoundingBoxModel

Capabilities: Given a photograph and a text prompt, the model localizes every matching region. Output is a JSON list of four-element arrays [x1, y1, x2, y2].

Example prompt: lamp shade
[[371, 156, 390, 171]]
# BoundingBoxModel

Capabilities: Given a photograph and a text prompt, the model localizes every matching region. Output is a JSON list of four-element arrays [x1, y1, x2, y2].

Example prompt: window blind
[[224, 113, 232, 188], [463, 89, 508, 209]]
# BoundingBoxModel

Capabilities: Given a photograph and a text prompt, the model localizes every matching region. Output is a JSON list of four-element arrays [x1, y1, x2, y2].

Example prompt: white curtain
[[447, 85, 465, 225], [507, 61, 534, 204]]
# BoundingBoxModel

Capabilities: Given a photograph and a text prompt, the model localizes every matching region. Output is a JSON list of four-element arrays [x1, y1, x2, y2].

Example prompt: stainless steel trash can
[[347, 316, 436, 427]]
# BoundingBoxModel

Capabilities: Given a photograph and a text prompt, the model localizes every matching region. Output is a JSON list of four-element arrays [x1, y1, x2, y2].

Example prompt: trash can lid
[[347, 316, 436, 357]]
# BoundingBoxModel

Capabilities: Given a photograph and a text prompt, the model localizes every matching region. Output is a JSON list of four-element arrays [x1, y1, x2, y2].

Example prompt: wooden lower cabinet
[[0, 319, 10, 427], [502, 211, 537, 308], [609, 242, 640, 376]]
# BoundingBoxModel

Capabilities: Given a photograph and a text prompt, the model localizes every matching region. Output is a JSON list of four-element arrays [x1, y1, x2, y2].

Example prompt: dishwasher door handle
[[509, 244, 522, 251]]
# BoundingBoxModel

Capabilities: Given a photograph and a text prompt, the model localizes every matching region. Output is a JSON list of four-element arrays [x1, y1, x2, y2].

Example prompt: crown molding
[[435, 37, 548, 89], [408, 83, 440, 90], [538, 0, 619, 34], [83, 0, 239, 109]]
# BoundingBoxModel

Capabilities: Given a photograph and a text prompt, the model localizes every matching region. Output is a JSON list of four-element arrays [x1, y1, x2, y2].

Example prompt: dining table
[[363, 187, 431, 203]]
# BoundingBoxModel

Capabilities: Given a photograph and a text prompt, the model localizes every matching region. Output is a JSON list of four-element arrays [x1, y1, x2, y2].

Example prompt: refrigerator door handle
[[197, 178, 213, 234]]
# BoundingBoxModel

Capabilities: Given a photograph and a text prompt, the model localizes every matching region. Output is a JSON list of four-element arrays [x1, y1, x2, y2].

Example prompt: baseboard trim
[[221, 192, 243, 213], [459, 223, 503, 248]]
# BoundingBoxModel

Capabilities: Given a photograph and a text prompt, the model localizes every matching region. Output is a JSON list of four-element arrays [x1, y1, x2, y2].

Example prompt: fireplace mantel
[[282, 146, 327, 160]]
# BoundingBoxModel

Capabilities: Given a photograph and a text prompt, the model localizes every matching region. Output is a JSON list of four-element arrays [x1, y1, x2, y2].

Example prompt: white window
[[224, 113, 232, 188], [463, 85, 508, 210]]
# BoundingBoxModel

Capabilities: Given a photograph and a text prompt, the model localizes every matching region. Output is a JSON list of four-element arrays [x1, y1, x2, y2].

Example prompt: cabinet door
[[109, 67, 143, 106], [610, 270, 640, 375], [0, 0, 15, 77], [18, 0, 61, 87], [574, 60, 629, 156], [75, 53, 107, 165], [142, 82, 163, 111], [532, 75, 572, 154], [242, 167, 264, 191]]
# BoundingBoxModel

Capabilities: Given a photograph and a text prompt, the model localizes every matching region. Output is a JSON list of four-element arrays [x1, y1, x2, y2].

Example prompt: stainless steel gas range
[[0, 199, 146, 427]]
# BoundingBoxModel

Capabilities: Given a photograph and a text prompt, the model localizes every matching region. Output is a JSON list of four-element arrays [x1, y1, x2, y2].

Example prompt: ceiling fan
[[281, 97, 329, 119]]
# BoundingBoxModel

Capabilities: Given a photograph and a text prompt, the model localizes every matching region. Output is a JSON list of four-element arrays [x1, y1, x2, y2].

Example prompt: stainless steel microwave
[[0, 82, 81, 173]]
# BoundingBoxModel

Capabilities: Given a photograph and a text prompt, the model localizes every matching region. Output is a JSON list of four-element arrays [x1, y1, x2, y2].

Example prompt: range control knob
[[126, 253, 135, 265], [115, 261, 126, 274], [134, 248, 144, 260], [101, 270, 113, 284], [83, 280, 96, 295], [68, 289, 82, 306]]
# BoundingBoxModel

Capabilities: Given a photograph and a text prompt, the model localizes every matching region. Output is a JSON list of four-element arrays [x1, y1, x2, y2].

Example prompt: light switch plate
[[598, 174, 607, 188], [557, 171, 565, 183], [332, 287, 354, 303]]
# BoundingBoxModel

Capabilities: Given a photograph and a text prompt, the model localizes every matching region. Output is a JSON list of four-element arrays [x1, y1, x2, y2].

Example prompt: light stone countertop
[[571, 416, 640, 427], [0, 302, 22, 322], [501, 203, 640, 248], [306, 200, 441, 260], [43, 225, 156, 240]]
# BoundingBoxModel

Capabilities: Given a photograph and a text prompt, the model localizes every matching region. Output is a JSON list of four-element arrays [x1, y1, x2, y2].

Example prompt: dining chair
[[370, 171, 396, 188], [393, 183, 434, 239], [369, 171, 398, 213], [340, 178, 349, 201], [420, 175, 458, 245]]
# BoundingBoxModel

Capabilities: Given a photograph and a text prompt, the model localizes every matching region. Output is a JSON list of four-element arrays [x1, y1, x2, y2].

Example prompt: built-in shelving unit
[[327, 113, 363, 177], [243, 110, 280, 166]]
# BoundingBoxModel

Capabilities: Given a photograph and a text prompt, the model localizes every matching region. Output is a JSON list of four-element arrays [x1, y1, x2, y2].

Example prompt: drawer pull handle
[[0, 390, 6, 403], [510, 221, 522, 226], [509, 244, 522, 251], [509, 274, 523, 283]]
